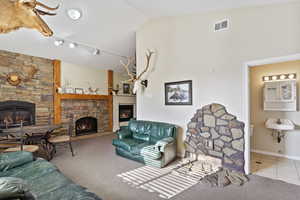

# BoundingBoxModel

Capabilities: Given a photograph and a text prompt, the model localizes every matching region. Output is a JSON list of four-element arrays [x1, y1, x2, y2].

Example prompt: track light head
[[54, 40, 64, 46], [69, 42, 77, 48], [92, 49, 100, 55]]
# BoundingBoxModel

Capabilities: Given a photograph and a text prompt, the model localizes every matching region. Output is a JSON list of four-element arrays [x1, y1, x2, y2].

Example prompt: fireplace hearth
[[75, 117, 98, 136], [0, 101, 35, 129]]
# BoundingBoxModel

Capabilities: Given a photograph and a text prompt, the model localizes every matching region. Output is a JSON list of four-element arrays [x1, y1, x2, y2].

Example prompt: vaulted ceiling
[[0, 0, 293, 71]]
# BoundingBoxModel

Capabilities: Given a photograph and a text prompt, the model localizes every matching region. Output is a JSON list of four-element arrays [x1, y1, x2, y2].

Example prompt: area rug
[[117, 161, 219, 199]]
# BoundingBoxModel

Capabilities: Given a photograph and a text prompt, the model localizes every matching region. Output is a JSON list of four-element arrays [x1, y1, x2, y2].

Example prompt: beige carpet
[[52, 134, 300, 200]]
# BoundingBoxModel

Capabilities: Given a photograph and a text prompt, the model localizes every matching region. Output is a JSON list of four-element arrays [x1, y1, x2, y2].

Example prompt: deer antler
[[35, 1, 59, 16], [35, 9, 57, 15], [36, 1, 60, 11], [120, 57, 136, 82], [136, 49, 154, 80]]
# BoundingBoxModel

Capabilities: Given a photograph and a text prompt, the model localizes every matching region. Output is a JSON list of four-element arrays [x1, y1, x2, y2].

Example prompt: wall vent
[[214, 19, 229, 32]]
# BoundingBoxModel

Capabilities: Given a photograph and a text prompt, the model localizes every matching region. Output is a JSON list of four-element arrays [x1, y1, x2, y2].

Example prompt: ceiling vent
[[214, 19, 229, 32]]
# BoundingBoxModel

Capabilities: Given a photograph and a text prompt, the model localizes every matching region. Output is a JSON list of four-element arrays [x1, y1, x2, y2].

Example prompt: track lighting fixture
[[54, 40, 64, 46]]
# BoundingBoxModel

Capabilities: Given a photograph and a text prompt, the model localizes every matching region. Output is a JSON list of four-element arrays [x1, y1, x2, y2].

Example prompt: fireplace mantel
[[59, 94, 109, 100]]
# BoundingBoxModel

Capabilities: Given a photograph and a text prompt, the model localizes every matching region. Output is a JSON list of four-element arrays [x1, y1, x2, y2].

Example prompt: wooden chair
[[48, 121, 74, 157], [0, 122, 39, 153]]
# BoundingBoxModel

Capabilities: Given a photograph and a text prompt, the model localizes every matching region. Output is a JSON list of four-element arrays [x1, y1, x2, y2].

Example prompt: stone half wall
[[0, 50, 54, 125], [185, 103, 245, 173], [61, 99, 110, 135]]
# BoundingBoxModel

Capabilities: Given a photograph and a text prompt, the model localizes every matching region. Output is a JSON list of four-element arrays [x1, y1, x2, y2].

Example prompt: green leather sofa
[[0, 151, 101, 200], [112, 120, 177, 168]]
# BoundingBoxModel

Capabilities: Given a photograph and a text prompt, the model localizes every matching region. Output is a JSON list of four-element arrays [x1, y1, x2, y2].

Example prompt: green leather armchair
[[112, 120, 177, 168]]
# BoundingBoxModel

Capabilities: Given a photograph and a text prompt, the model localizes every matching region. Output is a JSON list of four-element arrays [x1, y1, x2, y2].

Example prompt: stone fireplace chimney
[[184, 103, 245, 173]]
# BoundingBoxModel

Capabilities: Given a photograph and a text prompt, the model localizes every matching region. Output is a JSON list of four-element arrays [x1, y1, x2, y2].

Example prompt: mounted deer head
[[0, 0, 59, 37], [120, 49, 154, 94], [0, 65, 38, 86]]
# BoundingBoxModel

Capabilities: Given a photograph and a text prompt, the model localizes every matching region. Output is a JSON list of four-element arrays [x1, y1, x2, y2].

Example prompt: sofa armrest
[[0, 152, 34, 172], [155, 137, 175, 152], [116, 126, 132, 139]]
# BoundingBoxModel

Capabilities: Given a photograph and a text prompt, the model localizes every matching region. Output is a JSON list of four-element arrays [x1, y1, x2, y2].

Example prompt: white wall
[[61, 62, 108, 95], [136, 2, 300, 156], [250, 60, 300, 158]]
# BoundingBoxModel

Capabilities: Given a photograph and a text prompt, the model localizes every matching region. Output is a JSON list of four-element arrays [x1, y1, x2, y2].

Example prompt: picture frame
[[65, 88, 74, 94], [123, 83, 130, 94], [75, 88, 84, 94], [165, 80, 193, 105]]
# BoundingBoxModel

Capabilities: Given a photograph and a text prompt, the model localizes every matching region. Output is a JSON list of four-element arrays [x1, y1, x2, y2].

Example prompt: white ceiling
[[0, 0, 294, 71]]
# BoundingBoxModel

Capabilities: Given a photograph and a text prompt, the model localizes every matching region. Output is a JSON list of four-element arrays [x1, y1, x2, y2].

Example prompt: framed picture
[[65, 88, 74, 94], [123, 83, 130, 94], [165, 80, 192, 105], [75, 88, 84, 94]]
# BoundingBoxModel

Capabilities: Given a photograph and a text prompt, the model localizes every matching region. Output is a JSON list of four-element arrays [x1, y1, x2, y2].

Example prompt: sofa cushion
[[129, 120, 176, 143], [28, 170, 72, 198], [38, 184, 101, 200], [149, 124, 176, 143], [117, 126, 132, 139], [0, 159, 58, 181], [129, 121, 151, 142], [0, 152, 34, 172], [131, 143, 153, 155], [112, 139, 145, 152]]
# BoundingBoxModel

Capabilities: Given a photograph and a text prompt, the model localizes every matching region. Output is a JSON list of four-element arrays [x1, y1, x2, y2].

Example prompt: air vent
[[214, 19, 229, 32]]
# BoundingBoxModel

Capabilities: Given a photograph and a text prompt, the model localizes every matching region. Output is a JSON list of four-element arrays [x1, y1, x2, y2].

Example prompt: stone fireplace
[[0, 100, 35, 128], [185, 103, 245, 173], [0, 50, 54, 126], [0, 50, 111, 136], [61, 99, 109, 136]]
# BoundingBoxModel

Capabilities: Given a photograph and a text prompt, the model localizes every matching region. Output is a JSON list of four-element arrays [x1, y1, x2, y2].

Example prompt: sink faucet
[[276, 119, 282, 125]]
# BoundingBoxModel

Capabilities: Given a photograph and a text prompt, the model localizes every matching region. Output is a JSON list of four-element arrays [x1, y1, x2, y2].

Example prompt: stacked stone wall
[[185, 103, 245, 173], [0, 50, 54, 125]]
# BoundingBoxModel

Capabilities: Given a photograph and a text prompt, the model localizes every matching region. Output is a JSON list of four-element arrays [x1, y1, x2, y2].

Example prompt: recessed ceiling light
[[69, 42, 77, 48], [67, 9, 82, 20], [54, 40, 64, 46]]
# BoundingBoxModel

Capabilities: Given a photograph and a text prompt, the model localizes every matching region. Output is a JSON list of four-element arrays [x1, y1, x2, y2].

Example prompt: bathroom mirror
[[264, 80, 297, 111]]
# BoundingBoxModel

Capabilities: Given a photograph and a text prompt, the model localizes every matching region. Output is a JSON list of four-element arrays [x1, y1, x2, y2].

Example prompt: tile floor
[[251, 152, 300, 185]]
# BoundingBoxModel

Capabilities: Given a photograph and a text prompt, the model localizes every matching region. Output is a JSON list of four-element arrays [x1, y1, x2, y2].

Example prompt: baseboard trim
[[251, 149, 300, 161]]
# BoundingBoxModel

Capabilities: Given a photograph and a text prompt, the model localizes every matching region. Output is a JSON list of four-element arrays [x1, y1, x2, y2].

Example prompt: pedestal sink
[[265, 118, 295, 143]]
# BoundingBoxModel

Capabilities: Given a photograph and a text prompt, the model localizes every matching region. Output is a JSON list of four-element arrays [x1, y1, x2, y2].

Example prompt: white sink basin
[[265, 118, 295, 131]]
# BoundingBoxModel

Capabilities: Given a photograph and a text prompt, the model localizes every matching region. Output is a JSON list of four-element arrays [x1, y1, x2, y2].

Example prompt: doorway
[[243, 54, 300, 185]]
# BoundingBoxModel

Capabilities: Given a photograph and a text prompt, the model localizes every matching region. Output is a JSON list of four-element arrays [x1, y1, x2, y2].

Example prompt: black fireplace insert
[[75, 117, 98, 136], [119, 105, 134, 122], [0, 101, 35, 129]]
